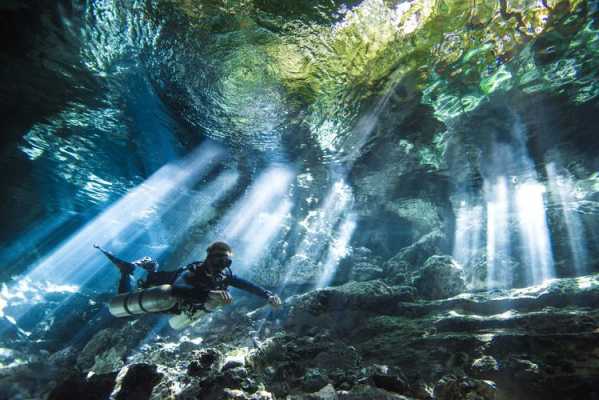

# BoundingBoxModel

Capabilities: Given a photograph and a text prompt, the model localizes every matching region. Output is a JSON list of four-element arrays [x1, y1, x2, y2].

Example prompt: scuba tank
[[108, 285, 178, 317]]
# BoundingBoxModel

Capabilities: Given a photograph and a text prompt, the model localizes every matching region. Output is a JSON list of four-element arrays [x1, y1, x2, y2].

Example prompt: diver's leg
[[117, 273, 133, 294]]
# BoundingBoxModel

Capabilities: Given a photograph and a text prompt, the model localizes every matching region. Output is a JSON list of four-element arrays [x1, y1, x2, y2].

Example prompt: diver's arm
[[227, 274, 273, 299]]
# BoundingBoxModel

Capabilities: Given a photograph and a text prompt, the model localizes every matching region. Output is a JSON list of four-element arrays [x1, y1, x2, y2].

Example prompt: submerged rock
[[283, 280, 416, 334], [3, 274, 599, 399], [433, 375, 496, 400], [302, 368, 330, 393], [413, 255, 466, 300], [337, 384, 415, 400], [384, 230, 449, 284], [471, 356, 499, 376], [365, 365, 409, 395], [188, 348, 223, 377], [308, 383, 337, 400], [47, 372, 118, 400], [77, 317, 162, 374], [111, 363, 163, 400]]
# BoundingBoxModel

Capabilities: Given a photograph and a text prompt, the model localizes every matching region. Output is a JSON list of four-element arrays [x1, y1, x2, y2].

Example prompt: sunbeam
[[11, 143, 224, 296], [160, 170, 241, 250], [316, 213, 357, 288], [192, 165, 295, 273], [515, 180, 555, 284], [0, 214, 72, 277], [282, 179, 354, 290], [452, 198, 483, 267], [546, 162, 589, 275], [485, 176, 511, 288], [240, 199, 293, 266]]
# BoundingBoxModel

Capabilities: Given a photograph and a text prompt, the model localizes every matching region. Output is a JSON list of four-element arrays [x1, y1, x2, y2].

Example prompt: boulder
[[384, 230, 448, 284], [76, 317, 160, 374], [413, 256, 465, 300], [363, 365, 409, 395], [111, 363, 163, 400], [47, 372, 117, 400], [350, 261, 384, 283], [188, 348, 223, 377], [471, 356, 499, 378], [433, 375, 496, 400], [284, 280, 416, 334], [312, 383, 338, 400], [48, 346, 78, 368], [302, 368, 330, 392]]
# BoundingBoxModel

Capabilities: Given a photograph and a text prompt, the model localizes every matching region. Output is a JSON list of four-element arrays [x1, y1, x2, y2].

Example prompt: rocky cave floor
[[1, 271, 599, 400]]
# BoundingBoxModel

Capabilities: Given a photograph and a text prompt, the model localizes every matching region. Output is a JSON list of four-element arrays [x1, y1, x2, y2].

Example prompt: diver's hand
[[267, 294, 282, 308], [208, 290, 232, 305], [93, 243, 100, 249]]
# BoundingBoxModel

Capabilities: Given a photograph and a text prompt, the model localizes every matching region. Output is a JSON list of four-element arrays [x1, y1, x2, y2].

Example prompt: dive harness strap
[[137, 290, 148, 313], [120, 290, 151, 316]]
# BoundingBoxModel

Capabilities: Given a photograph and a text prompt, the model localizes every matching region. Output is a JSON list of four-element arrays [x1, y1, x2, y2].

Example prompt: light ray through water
[[485, 176, 511, 288], [0, 214, 73, 276], [546, 162, 589, 275], [281, 179, 354, 290], [515, 180, 555, 284], [282, 92, 394, 293], [316, 213, 358, 288], [454, 113, 556, 289], [158, 170, 240, 250], [192, 165, 295, 273], [25, 144, 223, 286], [0, 144, 237, 342], [452, 198, 483, 267]]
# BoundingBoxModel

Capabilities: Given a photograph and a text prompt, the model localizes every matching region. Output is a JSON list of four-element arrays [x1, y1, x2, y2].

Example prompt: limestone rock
[[0, 316, 26, 342], [47, 372, 117, 400], [284, 280, 415, 335], [188, 348, 223, 377], [48, 346, 78, 368], [111, 363, 163, 400], [363, 365, 409, 394], [349, 261, 384, 283], [463, 253, 522, 290], [471, 356, 499, 377], [413, 255, 465, 300], [433, 375, 496, 400], [302, 368, 329, 392], [384, 230, 449, 284], [312, 383, 338, 400], [76, 318, 159, 374], [337, 384, 415, 400]]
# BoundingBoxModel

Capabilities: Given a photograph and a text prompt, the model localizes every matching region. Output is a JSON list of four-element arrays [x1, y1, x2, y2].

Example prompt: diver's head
[[205, 241, 233, 274]]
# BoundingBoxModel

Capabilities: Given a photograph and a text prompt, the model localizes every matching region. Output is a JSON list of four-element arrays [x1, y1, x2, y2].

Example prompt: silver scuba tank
[[108, 284, 178, 317]]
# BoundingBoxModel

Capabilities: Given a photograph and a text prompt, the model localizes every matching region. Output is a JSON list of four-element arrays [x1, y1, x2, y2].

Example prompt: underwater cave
[[1, 1, 599, 399]]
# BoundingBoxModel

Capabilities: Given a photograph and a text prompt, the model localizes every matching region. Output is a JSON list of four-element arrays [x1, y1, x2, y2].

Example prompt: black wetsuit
[[104, 249, 272, 305], [170, 261, 273, 304]]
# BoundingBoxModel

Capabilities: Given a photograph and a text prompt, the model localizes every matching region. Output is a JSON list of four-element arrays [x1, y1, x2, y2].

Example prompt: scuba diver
[[94, 241, 282, 329]]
